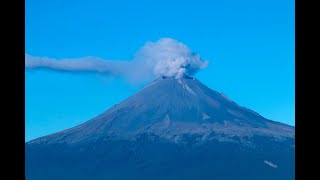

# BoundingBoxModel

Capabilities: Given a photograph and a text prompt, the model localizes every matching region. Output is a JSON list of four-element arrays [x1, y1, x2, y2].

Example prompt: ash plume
[[25, 38, 208, 82]]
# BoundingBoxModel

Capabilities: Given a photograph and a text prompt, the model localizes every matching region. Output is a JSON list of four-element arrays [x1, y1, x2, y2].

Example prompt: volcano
[[26, 76, 295, 180]]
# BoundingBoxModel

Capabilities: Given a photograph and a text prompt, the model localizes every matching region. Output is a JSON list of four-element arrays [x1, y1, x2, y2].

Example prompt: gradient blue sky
[[26, 0, 294, 141]]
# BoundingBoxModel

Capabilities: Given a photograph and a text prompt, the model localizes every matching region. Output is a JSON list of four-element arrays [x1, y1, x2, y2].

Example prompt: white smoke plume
[[25, 38, 208, 82]]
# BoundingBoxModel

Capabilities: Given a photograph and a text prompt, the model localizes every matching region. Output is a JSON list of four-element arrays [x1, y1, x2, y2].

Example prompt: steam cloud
[[25, 38, 208, 82]]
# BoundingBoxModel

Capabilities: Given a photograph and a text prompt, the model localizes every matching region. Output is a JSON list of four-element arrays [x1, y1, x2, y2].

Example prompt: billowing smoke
[[25, 38, 208, 82]]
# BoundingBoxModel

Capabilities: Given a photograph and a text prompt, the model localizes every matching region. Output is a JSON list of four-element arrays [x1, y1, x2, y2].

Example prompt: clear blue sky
[[25, 0, 294, 141]]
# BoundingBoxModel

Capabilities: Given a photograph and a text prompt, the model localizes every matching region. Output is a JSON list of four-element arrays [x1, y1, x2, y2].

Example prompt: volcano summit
[[26, 76, 294, 180]]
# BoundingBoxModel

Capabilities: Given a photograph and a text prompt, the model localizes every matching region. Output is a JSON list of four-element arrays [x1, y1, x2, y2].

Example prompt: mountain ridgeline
[[26, 76, 295, 180]]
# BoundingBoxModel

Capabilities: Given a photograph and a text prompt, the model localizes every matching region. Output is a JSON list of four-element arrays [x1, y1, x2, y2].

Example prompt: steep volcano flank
[[28, 76, 294, 145]]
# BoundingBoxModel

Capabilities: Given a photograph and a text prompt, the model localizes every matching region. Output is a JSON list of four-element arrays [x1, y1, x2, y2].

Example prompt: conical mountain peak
[[28, 77, 294, 145], [26, 77, 295, 180]]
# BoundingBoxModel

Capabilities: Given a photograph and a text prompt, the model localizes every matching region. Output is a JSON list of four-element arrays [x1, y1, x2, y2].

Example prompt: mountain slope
[[26, 76, 294, 180]]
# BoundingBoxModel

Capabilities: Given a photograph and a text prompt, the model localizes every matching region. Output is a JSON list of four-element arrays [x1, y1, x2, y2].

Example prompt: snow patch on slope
[[177, 79, 196, 96], [202, 113, 210, 120], [264, 160, 278, 168], [163, 114, 171, 127]]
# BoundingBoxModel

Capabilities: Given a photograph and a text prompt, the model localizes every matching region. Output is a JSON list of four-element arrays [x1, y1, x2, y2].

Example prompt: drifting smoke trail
[[25, 38, 208, 82]]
